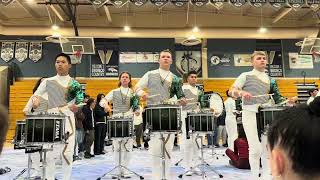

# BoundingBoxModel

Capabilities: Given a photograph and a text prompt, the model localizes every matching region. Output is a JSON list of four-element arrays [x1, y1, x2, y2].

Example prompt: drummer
[[25, 53, 83, 180], [99, 71, 139, 178], [179, 70, 205, 175], [135, 49, 187, 180], [229, 51, 296, 179]]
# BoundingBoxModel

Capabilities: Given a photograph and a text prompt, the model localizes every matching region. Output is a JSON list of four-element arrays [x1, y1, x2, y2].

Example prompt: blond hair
[[251, 51, 267, 61]]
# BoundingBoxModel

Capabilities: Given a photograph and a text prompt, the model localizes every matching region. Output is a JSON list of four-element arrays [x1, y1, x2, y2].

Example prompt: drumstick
[[148, 94, 160, 98], [76, 103, 86, 107], [252, 93, 274, 98]]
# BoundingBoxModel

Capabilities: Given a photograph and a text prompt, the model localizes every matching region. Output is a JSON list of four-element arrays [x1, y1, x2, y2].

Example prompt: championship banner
[[266, 51, 283, 77], [15, 42, 29, 62], [0, 0, 14, 6], [307, 0, 320, 10], [230, 0, 247, 7], [249, 0, 267, 7], [170, 0, 189, 7], [191, 0, 209, 7], [150, 0, 169, 7], [268, 0, 286, 9], [92, 50, 119, 77], [175, 51, 202, 77], [210, 0, 227, 9], [29, 42, 42, 62], [1, 42, 15, 62], [130, 0, 148, 6], [110, 0, 128, 8], [288, 0, 305, 9]]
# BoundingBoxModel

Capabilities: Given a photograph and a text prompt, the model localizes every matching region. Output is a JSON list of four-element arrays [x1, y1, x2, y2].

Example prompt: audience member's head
[[238, 124, 247, 139], [267, 96, 320, 180], [0, 105, 8, 154], [308, 88, 318, 97], [96, 94, 105, 104], [83, 94, 90, 103]]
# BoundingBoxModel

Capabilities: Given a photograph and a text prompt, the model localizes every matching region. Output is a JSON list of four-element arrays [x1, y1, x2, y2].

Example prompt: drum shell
[[145, 105, 181, 132], [15, 120, 26, 142], [257, 106, 286, 138], [187, 113, 216, 133], [25, 115, 65, 144], [107, 118, 133, 138]]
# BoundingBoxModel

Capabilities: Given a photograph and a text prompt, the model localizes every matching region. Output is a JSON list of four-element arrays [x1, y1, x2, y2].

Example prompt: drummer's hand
[[105, 105, 112, 113], [32, 96, 40, 109], [141, 92, 148, 101], [288, 96, 298, 104], [134, 111, 140, 116], [69, 104, 78, 113], [210, 108, 215, 112], [178, 97, 187, 106], [240, 91, 252, 100]]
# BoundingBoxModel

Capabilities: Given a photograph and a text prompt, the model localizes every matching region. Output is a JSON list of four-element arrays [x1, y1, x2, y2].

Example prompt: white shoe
[[186, 171, 193, 176]]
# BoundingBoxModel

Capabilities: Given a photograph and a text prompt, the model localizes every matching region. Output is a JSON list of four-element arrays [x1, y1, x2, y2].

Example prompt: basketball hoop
[[312, 51, 320, 63], [70, 50, 82, 64]]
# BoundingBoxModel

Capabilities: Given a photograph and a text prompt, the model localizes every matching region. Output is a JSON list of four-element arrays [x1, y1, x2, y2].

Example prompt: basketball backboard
[[299, 37, 320, 55], [59, 37, 95, 55]]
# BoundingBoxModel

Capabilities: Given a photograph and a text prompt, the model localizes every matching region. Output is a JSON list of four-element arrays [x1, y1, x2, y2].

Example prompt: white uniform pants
[[112, 138, 133, 173], [46, 109, 75, 180], [149, 133, 175, 180], [225, 114, 238, 151]]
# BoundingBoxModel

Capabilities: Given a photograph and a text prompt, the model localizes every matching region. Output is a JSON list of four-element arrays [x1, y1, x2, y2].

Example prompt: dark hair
[[84, 94, 90, 99], [0, 105, 8, 154], [226, 90, 231, 97], [86, 98, 95, 107], [187, 70, 197, 77], [118, 71, 132, 88], [268, 96, 320, 178], [96, 93, 105, 104], [33, 77, 47, 93], [308, 88, 318, 96], [55, 53, 71, 64], [238, 124, 246, 139]]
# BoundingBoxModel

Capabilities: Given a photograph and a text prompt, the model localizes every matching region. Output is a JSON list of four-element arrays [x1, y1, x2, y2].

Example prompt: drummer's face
[[187, 74, 197, 86], [120, 73, 130, 87], [55, 56, 71, 76], [252, 55, 267, 71], [159, 52, 172, 70]]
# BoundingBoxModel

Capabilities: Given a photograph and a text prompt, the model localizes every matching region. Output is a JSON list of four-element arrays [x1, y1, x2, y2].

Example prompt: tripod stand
[[14, 145, 50, 180], [97, 138, 144, 180], [178, 134, 223, 179]]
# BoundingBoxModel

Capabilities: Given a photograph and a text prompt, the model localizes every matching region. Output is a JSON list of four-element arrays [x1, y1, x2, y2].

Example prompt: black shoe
[[94, 152, 100, 155], [223, 144, 228, 147], [214, 144, 220, 148], [100, 151, 106, 155], [84, 154, 91, 159], [90, 154, 95, 157]]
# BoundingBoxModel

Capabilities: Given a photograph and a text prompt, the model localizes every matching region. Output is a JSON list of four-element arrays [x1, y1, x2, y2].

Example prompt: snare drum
[[14, 120, 26, 149], [25, 114, 65, 144], [187, 112, 216, 133], [145, 104, 181, 132], [107, 118, 133, 138], [257, 106, 286, 138]]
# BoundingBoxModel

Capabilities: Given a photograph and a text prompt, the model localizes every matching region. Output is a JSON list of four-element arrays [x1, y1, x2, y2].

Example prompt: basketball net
[[312, 51, 320, 63], [70, 50, 82, 64]]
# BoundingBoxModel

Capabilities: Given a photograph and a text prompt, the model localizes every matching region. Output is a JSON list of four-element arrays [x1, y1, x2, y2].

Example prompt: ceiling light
[[124, 25, 131, 31], [51, 24, 59, 30], [258, 27, 267, 33], [192, 26, 199, 33]]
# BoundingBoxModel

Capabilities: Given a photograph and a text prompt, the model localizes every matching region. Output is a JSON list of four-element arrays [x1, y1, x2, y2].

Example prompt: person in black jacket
[[82, 98, 96, 159], [94, 94, 108, 155]]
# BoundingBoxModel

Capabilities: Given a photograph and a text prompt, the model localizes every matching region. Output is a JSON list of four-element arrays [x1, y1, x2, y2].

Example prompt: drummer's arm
[[229, 73, 248, 98], [198, 91, 206, 108], [23, 96, 33, 114], [172, 77, 186, 105], [210, 96, 223, 117], [270, 79, 286, 104], [135, 72, 149, 98], [100, 91, 113, 113], [31, 79, 47, 109]]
